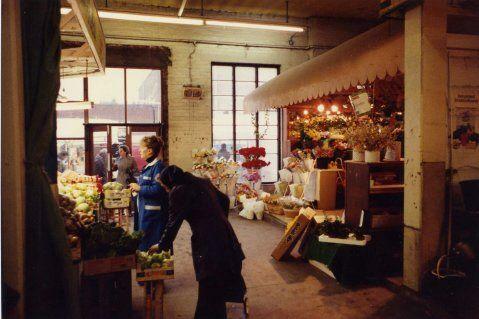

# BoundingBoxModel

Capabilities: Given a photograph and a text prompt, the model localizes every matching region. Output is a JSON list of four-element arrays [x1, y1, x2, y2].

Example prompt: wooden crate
[[83, 254, 136, 276], [136, 260, 174, 282], [104, 189, 131, 209]]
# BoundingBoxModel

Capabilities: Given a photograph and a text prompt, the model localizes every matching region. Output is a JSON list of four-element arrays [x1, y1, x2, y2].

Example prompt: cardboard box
[[271, 211, 315, 261], [83, 254, 136, 276], [136, 260, 174, 282], [103, 189, 131, 209]]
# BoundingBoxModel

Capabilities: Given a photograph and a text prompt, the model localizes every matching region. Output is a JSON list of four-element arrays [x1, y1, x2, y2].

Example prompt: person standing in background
[[113, 145, 139, 228], [94, 148, 108, 184], [129, 136, 169, 251]]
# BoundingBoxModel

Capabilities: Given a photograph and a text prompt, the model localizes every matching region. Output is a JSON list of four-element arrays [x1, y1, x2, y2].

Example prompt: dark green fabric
[[305, 238, 340, 266], [21, 1, 80, 318]]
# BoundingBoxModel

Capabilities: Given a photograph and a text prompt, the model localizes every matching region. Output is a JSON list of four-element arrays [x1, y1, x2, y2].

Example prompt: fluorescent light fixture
[[60, 7, 303, 31], [205, 19, 304, 32], [56, 101, 93, 111], [61, 7, 72, 15], [98, 11, 204, 25]]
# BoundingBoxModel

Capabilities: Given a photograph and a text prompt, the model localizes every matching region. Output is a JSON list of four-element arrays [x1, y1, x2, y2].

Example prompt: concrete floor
[[132, 213, 454, 319]]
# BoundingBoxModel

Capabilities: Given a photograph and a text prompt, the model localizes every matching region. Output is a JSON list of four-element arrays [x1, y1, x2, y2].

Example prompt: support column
[[1, 0, 26, 316], [404, 0, 448, 291]]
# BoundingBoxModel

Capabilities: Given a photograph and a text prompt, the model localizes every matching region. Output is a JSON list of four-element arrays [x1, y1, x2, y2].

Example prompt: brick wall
[[66, 17, 373, 169]]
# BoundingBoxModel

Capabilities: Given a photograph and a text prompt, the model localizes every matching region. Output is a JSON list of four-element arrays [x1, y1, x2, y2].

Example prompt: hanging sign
[[451, 88, 479, 109], [349, 92, 371, 115], [183, 85, 203, 100]]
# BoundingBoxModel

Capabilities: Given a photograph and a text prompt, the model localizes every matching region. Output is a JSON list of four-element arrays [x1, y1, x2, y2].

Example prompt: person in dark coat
[[94, 148, 108, 184], [149, 165, 246, 319], [129, 136, 169, 251]]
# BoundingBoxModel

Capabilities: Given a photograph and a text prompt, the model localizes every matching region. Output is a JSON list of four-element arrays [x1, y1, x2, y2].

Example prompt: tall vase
[[352, 149, 365, 162], [365, 150, 380, 163]]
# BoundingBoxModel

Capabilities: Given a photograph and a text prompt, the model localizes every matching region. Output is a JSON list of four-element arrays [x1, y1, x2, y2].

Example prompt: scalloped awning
[[244, 21, 404, 113]]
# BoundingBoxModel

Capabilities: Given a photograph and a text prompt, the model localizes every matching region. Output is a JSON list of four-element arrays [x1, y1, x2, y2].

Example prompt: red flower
[[238, 147, 269, 169]]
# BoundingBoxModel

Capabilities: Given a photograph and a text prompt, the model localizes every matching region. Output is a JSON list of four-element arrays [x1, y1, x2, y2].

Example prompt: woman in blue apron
[[129, 135, 169, 251]]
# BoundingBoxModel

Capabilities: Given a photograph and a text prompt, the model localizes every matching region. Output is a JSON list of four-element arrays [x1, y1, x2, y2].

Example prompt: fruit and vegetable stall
[[57, 170, 174, 319]]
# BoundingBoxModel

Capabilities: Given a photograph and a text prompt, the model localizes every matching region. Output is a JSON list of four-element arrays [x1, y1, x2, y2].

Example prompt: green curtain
[[21, 0, 80, 318]]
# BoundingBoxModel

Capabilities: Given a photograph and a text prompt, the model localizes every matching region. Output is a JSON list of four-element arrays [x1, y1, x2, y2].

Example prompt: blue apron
[[137, 159, 168, 251]]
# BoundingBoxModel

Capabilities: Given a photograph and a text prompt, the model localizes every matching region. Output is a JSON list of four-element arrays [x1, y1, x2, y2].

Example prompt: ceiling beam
[[178, 0, 188, 17], [60, 10, 76, 29]]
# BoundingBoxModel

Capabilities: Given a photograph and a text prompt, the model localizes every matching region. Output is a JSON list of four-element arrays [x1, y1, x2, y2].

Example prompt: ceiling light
[[331, 105, 338, 113], [205, 20, 304, 32], [98, 11, 204, 25], [56, 101, 93, 111], [61, 7, 72, 15], [317, 104, 325, 112], [303, 110, 309, 115]]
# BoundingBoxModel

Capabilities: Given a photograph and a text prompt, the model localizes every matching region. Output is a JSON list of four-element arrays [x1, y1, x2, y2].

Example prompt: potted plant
[[362, 121, 394, 163], [344, 120, 367, 161]]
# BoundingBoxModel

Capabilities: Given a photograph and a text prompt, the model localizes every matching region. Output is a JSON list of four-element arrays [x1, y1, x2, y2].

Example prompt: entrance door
[[85, 124, 162, 181]]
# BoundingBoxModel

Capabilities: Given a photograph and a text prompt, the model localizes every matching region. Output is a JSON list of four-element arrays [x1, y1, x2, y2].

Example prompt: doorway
[[85, 124, 162, 182]]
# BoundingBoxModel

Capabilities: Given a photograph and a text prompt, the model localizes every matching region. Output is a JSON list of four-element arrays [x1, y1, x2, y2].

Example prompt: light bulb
[[317, 104, 325, 112], [296, 116, 300, 120], [331, 105, 338, 113], [303, 110, 309, 115]]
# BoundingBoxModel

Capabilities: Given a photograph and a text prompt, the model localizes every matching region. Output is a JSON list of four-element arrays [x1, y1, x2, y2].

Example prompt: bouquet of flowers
[[238, 147, 270, 170], [291, 148, 314, 160], [192, 147, 218, 164], [313, 143, 335, 158]]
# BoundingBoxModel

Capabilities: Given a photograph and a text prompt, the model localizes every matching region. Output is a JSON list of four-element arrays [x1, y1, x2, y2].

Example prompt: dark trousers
[[132, 195, 139, 231], [194, 279, 227, 319]]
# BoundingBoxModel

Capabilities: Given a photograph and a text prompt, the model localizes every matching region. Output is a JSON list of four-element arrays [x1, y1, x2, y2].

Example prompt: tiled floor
[[131, 213, 454, 319]]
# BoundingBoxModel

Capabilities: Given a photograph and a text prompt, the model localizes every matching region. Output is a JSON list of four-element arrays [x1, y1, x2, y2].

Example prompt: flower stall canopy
[[243, 20, 404, 113]]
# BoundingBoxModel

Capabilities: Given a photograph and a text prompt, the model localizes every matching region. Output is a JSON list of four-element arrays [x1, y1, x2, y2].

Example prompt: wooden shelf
[[370, 184, 404, 194]]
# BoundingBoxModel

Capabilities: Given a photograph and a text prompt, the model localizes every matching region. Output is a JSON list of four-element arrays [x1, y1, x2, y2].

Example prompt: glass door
[[86, 124, 162, 181]]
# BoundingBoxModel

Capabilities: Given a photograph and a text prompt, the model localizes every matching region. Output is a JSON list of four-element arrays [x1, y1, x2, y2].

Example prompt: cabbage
[[75, 196, 86, 205], [76, 203, 90, 212]]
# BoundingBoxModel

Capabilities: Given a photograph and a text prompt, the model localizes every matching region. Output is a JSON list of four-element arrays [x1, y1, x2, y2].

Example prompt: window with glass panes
[[57, 67, 162, 173], [212, 63, 280, 183]]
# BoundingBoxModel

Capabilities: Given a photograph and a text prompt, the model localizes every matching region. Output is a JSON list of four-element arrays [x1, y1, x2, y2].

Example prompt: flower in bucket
[[238, 147, 270, 169], [313, 143, 334, 158]]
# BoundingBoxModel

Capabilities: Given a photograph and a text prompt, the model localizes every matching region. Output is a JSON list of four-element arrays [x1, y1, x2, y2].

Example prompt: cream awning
[[244, 21, 404, 113]]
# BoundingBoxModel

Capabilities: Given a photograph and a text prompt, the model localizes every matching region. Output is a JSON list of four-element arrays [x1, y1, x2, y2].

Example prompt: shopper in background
[[94, 148, 108, 184], [217, 143, 231, 160], [150, 165, 246, 319], [113, 145, 139, 227], [129, 136, 169, 251], [57, 151, 69, 173], [113, 145, 139, 186]]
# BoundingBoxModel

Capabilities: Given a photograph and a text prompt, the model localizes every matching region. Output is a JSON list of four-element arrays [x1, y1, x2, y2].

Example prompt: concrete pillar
[[404, 0, 448, 291], [1, 0, 26, 316]]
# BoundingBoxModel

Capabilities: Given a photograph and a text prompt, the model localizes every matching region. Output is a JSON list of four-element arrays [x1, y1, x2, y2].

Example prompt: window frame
[[211, 62, 281, 183]]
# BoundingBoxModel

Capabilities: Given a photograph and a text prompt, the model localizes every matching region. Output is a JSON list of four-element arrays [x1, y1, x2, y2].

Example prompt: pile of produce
[[83, 222, 143, 259], [58, 170, 100, 213], [315, 218, 364, 240], [58, 194, 84, 248], [103, 182, 125, 191], [137, 250, 173, 270]]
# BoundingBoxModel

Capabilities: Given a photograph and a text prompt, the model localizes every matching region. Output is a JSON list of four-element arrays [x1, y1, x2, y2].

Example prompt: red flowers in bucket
[[238, 147, 270, 169]]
